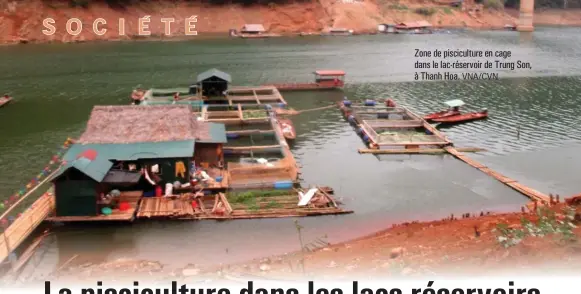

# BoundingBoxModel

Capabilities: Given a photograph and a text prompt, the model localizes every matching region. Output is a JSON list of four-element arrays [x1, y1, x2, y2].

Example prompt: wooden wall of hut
[[54, 169, 100, 217], [194, 143, 223, 166]]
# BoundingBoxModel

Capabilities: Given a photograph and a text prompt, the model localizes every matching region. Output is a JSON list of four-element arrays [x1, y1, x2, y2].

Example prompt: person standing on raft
[[172, 92, 180, 104]]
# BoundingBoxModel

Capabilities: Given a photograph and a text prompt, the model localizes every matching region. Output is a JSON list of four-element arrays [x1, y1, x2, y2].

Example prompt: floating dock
[[224, 86, 287, 106], [340, 101, 451, 150], [265, 70, 345, 92], [136, 189, 350, 220]]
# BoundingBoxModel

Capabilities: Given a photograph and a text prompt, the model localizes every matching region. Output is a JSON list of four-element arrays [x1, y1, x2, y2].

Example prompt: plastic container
[[216, 176, 223, 182], [274, 181, 293, 190], [364, 99, 376, 106]]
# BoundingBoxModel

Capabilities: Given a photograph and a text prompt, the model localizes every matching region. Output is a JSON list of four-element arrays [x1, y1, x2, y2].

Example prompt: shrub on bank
[[483, 0, 504, 9], [414, 7, 436, 16]]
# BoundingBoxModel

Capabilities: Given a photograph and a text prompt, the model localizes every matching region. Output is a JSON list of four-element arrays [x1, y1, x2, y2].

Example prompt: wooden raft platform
[[225, 86, 287, 106], [0, 193, 54, 263], [444, 146, 550, 203], [46, 192, 141, 222], [136, 190, 351, 220]]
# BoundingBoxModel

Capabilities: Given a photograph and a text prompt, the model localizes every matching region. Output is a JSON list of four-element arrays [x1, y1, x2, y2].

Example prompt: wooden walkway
[[0, 193, 55, 263], [444, 146, 550, 203]]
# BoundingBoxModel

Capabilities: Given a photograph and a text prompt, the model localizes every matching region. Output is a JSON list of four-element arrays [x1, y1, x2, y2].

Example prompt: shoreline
[[0, 23, 579, 47], [11, 197, 581, 283], [1, 1, 581, 45]]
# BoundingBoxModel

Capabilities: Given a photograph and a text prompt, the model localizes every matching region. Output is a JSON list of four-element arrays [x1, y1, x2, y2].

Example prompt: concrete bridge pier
[[517, 0, 535, 32]]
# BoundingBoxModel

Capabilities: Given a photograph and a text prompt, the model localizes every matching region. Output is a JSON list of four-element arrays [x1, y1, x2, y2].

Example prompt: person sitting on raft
[[385, 99, 396, 107]]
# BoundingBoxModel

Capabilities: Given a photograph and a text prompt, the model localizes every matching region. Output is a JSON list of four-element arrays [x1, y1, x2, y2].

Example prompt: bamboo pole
[[358, 147, 486, 154], [226, 130, 275, 136], [0, 168, 60, 221], [223, 145, 282, 151]]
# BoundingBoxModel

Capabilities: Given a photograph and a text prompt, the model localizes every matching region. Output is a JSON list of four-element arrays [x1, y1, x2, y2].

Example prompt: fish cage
[[223, 118, 299, 189], [340, 101, 451, 150]]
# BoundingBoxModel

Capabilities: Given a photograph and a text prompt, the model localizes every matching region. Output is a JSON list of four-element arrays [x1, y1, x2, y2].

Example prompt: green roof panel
[[196, 69, 232, 83], [52, 156, 113, 183], [198, 123, 227, 144], [63, 140, 195, 162]]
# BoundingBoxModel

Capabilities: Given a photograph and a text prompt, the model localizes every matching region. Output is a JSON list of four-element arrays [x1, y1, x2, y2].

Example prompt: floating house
[[241, 24, 266, 35], [230, 24, 280, 38], [196, 68, 232, 97], [395, 21, 433, 34], [264, 70, 346, 91], [321, 28, 354, 36], [377, 24, 396, 34], [49, 105, 227, 221]]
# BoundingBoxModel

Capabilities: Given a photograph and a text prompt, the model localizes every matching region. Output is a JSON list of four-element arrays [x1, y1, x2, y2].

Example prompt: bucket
[[216, 176, 223, 182], [274, 181, 293, 190]]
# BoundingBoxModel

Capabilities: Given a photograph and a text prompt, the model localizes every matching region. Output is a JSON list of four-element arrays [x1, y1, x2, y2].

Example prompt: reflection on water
[[0, 28, 581, 272]]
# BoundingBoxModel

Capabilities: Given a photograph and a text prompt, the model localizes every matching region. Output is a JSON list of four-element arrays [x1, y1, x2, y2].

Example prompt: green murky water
[[1, 27, 581, 273]]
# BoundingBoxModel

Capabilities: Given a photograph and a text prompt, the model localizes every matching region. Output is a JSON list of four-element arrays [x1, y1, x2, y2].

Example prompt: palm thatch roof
[[78, 105, 212, 144]]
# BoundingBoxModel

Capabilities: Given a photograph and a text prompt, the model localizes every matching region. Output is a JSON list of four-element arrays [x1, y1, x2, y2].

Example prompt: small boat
[[432, 109, 488, 124], [0, 95, 13, 108], [424, 109, 461, 121], [424, 99, 464, 121], [278, 118, 296, 140]]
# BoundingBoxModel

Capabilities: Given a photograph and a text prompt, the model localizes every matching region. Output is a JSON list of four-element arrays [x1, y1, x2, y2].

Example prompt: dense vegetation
[[57, 0, 581, 9], [63, 0, 313, 8]]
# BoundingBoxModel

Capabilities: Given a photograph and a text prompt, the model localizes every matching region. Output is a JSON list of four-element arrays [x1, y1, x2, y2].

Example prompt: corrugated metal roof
[[444, 99, 465, 107], [102, 170, 142, 184], [241, 24, 265, 33], [63, 140, 196, 162], [197, 68, 232, 83], [197, 123, 228, 144], [52, 156, 113, 183]]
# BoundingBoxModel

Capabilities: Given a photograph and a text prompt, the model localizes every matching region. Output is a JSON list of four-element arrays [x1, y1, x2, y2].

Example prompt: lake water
[[1, 27, 581, 274]]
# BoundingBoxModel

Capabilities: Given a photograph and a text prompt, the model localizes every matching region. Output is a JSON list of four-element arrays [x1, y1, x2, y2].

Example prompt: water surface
[[1, 27, 581, 274]]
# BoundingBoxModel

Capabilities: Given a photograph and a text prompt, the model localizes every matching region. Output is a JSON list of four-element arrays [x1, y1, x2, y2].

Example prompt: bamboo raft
[[0, 193, 54, 263], [358, 147, 486, 154], [135, 188, 351, 220], [444, 146, 550, 203]]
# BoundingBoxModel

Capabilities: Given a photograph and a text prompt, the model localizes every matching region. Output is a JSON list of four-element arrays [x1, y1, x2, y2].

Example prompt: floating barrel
[[355, 127, 363, 134], [278, 103, 286, 108], [274, 180, 293, 190], [377, 113, 390, 119], [364, 99, 376, 106], [347, 115, 355, 123], [223, 149, 234, 155], [362, 134, 370, 142], [425, 129, 433, 135], [226, 133, 240, 139], [343, 100, 352, 107]]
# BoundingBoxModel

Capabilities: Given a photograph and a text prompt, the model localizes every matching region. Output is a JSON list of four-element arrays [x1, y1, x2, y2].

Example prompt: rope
[[296, 104, 337, 114]]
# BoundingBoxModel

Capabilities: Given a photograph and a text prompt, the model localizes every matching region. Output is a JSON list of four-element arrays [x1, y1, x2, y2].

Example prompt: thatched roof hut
[[78, 105, 225, 144]]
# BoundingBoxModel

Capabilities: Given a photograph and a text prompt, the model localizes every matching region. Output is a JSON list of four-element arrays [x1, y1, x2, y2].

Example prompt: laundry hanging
[[175, 161, 186, 178]]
